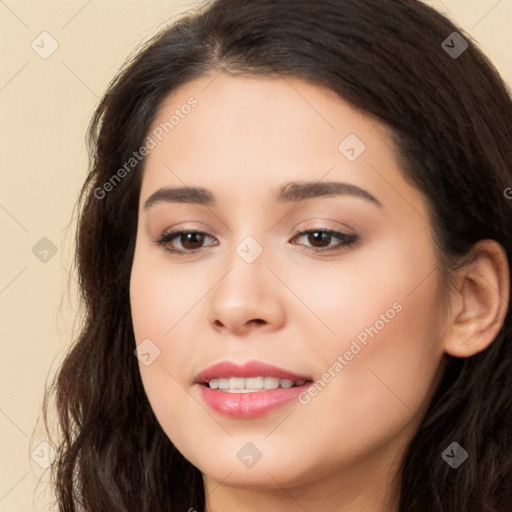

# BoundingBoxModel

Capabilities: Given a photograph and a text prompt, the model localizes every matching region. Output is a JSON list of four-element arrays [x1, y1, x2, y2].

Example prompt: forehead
[[138, 73, 426, 220], [145, 73, 379, 159]]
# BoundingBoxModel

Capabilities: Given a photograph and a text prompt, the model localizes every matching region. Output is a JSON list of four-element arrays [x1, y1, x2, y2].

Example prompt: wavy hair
[[42, 0, 512, 510]]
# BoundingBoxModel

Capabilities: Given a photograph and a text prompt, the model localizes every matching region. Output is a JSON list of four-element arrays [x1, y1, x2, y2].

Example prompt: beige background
[[0, 0, 511, 510]]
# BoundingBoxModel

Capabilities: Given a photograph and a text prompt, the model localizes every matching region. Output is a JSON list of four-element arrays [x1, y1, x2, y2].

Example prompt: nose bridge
[[220, 232, 270, 301], [206, 229, 286, 332]]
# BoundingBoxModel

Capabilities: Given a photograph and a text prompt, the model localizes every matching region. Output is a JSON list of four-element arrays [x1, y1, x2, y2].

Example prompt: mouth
[[195, 360, 314, 418]]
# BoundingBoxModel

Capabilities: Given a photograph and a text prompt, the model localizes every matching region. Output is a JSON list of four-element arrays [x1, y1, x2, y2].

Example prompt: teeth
[[229, 377, 245, 389], [262, 377, 279, 389], [207, 376, 307, 392]]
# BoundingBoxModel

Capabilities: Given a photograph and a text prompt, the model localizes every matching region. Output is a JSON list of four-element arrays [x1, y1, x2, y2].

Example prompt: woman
[[43, 0, 512, 510]]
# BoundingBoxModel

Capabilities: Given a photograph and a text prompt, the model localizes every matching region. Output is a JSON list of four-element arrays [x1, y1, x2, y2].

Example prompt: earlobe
[[443, 239, 510, 358]]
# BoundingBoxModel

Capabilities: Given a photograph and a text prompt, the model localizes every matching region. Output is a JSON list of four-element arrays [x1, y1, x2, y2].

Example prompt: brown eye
[[306, 231, 333, 248], [178, 232, 206, 250], [290, 229, 358, 253], [153, 230, 217, 255]]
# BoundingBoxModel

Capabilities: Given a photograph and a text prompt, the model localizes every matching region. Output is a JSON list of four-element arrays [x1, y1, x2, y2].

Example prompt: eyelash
[[152, 228, 359, 256]]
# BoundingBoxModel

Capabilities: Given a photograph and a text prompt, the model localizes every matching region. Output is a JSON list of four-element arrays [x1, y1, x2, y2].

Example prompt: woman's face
[[130, 74, 449, 499]]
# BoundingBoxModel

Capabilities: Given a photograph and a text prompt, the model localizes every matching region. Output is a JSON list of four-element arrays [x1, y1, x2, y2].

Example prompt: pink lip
[[195, 360, 312, 383], [198, 384, 311, 418], [195, 360, 313, 419]]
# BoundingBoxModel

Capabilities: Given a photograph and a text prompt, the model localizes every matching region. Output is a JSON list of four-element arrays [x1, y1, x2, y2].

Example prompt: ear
[[443, 239, 510, 358]]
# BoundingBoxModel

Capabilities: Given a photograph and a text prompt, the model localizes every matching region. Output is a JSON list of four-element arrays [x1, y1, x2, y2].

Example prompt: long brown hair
[[42, 0, 512, 510]]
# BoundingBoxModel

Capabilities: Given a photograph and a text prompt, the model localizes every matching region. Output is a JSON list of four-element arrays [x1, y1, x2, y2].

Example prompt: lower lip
[[198, 383, 311, 418]]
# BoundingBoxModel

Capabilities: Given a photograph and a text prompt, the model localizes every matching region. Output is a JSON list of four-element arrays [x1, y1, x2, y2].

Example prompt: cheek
[[291, 245, 446, 435], [130, 238, 206, 347], [310, 277, 444, 424], [129, 251, 203, 447], [283, 276, 445, 477], [129, 244, 203, 405]]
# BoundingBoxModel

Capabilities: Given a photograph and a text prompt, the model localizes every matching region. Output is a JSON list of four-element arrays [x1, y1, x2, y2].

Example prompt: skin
[[129, 73, 509, 512]]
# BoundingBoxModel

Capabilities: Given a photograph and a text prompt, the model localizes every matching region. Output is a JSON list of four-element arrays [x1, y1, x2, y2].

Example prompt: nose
[[206, 244, 287, 336]]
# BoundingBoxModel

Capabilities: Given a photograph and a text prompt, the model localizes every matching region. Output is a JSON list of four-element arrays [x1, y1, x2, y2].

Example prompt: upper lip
[[195, 360, 313, 384]]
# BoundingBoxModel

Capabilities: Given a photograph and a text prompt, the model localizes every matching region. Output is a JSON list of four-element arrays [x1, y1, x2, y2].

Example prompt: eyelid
[[289, 217, 356, 234]]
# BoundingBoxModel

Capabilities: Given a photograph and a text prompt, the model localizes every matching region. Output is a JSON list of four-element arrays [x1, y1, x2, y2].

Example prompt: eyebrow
[[143, 180, 383, 210]]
